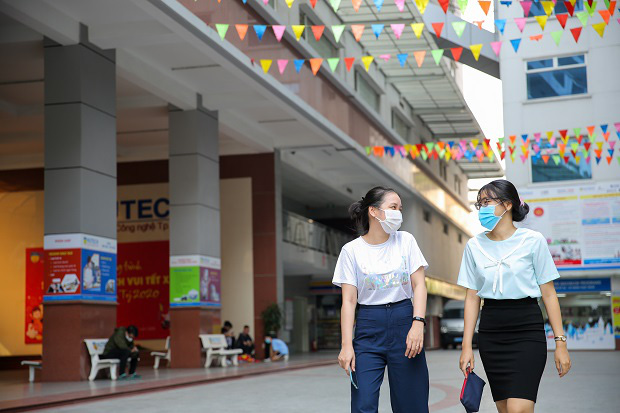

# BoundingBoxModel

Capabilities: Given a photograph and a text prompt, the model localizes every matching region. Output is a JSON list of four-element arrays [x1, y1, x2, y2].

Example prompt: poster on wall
[[25, 248, 44, 344], [117, 241, 170, 339], [170, 255, 221, 308], [613, 296, 620, 339], [519, 181, 620, 271]]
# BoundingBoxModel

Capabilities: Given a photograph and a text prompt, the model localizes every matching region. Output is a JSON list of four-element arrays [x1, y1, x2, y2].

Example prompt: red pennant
[[556, 13, 568, 28], [586, 0, 594, 7], [594, 149, 603, 158], [584, 142, 591, 151], [570, 27, 582, 43], [571, 150, 577, 158], [439, 0, 450, 13], [432, 22, 444, 38], [311, 25, 325, 42], [599, 10, 611, 24], [577, 135, 584, 144], [344, 57, 355, 72], [508, 146, 516, 155], [563, 156, 570, 164], [607, 156, 613, 164], [609, 1, 617, 15], [251, 58, 255, 65], [310, 0, 318, 7], [500, 151, 506, 160], [564, 1, 575, 16], [559, 129, 568, 139], [451, 47, 463, 61]]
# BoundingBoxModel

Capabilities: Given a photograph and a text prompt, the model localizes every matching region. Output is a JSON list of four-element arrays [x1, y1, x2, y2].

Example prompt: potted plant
[[262, 303, 282, 336]]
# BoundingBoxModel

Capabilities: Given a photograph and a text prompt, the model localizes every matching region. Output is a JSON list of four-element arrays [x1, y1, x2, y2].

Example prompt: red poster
[[44, 249, 82, 297], [25, 248, 44, 344], [117, 241, 170, 339]]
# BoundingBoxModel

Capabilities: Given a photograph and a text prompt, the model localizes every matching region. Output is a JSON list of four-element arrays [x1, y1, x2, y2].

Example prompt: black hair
[[127, 325, 139, 337], [224, 320, 233, 328], [243, 325, 250, 329], [477, 179, 529, 222], [348, 186, 399, 236]]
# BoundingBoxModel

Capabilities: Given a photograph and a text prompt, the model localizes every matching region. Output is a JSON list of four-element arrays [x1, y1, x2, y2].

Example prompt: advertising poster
[[25, 248, 44, 344], [170, 255, 221, 307], [117, 241, 170, 339], [170, 266, 200, 305], [613, 296, 620, 339], [519, 181, 620, 270]]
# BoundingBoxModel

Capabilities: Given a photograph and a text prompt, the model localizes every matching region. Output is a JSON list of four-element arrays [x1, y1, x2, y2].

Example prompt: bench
[[150, 336, 171, 369], [199, 334, 242, 368], [84, 339, 120, 381], [21, 360, 42, 382]]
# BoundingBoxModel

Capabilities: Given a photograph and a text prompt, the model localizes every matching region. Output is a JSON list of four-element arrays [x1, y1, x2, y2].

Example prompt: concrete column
[[168, 107, 221, 368], [42, 40, 117, 381]]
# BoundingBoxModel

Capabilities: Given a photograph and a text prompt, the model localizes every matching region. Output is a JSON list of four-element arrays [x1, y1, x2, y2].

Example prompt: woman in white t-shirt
[[333, 186, 430, 413]]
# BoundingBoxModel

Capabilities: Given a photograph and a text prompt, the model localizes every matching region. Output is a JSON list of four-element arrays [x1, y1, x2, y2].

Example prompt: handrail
[[283, 211, 353, 256]]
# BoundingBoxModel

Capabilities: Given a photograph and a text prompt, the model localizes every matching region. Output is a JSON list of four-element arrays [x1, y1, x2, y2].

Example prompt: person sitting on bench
[[101, 325, 140, 379], [264, 335, 288, 362], [237, 325, 255, 356]]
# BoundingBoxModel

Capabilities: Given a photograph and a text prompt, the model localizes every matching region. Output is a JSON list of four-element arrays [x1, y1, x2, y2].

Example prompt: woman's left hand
[[554, 342, 571, 378], [405, 321, 424, 358]]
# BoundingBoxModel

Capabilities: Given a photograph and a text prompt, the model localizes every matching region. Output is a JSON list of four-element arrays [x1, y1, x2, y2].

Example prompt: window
[[443, 223, 449, 235], [526, 54, 587, 100], [528, 0, 583, 16], [454, 174, 462, 194], [423, 210, 431, 223], [439, 162, 448, 181], [300, 12, 338, 59], [530, 137, 592, 182], [392, 111, 409, 140], [355, 71, 380, 111]]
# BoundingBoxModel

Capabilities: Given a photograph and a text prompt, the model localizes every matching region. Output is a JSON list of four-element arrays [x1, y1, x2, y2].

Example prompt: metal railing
[[283, 211, 353, 256]]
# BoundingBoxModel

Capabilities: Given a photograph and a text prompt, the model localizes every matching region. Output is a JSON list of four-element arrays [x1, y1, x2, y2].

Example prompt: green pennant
[[327, 58, 340, 72], [573, 127, 581, 139], [571, 142, 579, 151], [365, 146, 372, 156], [582, 149, 588, 158], [425, 142, 436, 152], [421, 150, 428, 160], [576, 11, 589, 26], [215, 24, 229, 40], [452, 21, 467, 38], [617, 156, 620, 166], [604, 0, 610, 7], [588, 133, 596, 143], [552, 155, 561, 165], [488, 151, 495, 162], [498, 137, 505, 145], [584, 1, 597, 16], [551, 30, 562, 46], [331, 25, 346, 43], [439, 149, 446, 159], [330, 0, 342, 12], [431, 49, 444, 65], [457, 0, 469, 13]]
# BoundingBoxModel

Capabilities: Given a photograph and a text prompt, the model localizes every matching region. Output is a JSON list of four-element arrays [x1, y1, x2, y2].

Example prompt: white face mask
[[126, 333, 133, 342], [374, 208, 403, 234]]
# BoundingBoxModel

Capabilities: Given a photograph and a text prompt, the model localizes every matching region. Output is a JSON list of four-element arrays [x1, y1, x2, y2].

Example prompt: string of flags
[[365, 122, 620, 166]]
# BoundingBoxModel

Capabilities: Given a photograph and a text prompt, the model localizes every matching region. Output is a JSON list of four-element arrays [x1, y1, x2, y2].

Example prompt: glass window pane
[[356, 72, 379, 111], [527, 59, 554, 70], [558, 55, 585, 66], [392, 112, 409, 139], [527, 67, 587, 99], [531, 156, 592, 183]]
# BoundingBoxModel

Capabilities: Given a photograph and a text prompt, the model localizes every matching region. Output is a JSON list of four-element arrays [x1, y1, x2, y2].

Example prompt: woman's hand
[[405, 321, 424, 358], [554, 342, 571, 377], [338, 344, 356, 374], [459, 346, 475, 377]]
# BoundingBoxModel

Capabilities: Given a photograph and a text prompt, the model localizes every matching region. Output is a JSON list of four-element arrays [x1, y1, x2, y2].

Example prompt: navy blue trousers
[[352, 299, 429, 413]]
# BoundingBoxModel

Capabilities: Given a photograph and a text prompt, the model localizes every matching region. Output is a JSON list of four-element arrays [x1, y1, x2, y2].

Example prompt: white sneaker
[[263, 358, 272, 363]]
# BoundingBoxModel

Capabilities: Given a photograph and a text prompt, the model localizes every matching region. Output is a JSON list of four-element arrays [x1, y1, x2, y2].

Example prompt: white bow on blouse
[[473, 235, 528, 295]]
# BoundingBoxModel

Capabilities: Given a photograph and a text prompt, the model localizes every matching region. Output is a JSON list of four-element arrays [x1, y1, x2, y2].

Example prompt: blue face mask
[[478, 204, 507, 230], [349, 369, 358, 390]]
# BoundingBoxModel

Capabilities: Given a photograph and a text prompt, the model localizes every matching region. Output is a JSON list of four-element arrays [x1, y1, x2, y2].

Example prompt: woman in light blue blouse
[[457, 180, 571, 413]]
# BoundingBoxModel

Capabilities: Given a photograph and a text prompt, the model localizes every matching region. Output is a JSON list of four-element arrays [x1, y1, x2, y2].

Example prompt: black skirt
[[478, 297, 547, 403]]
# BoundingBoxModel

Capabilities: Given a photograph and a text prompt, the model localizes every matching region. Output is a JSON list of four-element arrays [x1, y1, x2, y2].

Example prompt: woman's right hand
[[459, 346, 475, 377], [338, 345, 356, 374]]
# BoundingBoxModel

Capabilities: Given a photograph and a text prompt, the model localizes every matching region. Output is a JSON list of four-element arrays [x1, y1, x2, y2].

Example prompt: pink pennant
[[549, 136, 556, 146], [391, 23, 405, 39], [520, 1, 532, 16], [394, 0, 406, 11], [272, 25, 286, 42], [263, 0, 269, 4], [277, 59, 288, 74], [379, 54, 392, 62], [609, 141, 616, 150], [520, 154, 528, 163], [514, 17, 527, 32], [490, 41, 502, 56], [615, 122, 620, 135], [534, 132, 541, 143]]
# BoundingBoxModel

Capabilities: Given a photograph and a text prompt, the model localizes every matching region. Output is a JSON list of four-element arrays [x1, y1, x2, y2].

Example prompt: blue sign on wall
[[553, 278, 611, 294]]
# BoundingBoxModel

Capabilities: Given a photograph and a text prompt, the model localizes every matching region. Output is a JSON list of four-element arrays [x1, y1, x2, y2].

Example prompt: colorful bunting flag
[[451, 47, 463, 61], [351, 25, 365, 42], [520, 1, 533, 16], [535, 15, 548, 31], [551, 30, 563, 46], [452, 22, 467, 38], [216, 24, 229, 40], [351, 0, 362, 12], [330, 0, 342, 12], [510, 38, 521, 52], [374, 0, 385, 11], [570, 27, 582, 42], [491, 41, 502, 56], [495, 19, 507, 34], [294, 59, 305, 73], [312, 25, 325, 42], [414, 50, 426, 67], [277, 59, 288, 74], [273, 25, 286, 42], [439, 0, 450, 13], [514, 17, 527, 33], [361, 56, 374, 71], [431, 49, 444, 65], [344, 57, 356, 71], [332, 25, 346, 43], [236, 24, 249, 41], [411, 23, 425, 39], [327, 58, 340, 72], [254, 25, 267, 41], [292, 25, 305, 41], [415, 0, 430, 14], [309, 58, 323, 75], [260, 59, 272, 73], [479, 0, 491, 14], [592, 22, 607, 38], [432, 22, 444, 38], [556, 13, 568, 29], [470, 44, 483, 61], [372, 24, 385, 39], [391, 24, 405, 39]]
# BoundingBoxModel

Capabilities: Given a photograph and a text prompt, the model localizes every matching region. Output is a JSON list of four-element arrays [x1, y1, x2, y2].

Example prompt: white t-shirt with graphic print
[[332, 231, 428, 305]]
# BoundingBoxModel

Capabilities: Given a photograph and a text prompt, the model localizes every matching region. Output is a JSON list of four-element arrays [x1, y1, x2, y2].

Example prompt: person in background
[[264, 335, 288, 362], [237, 325, 255, 355], [101, 325, 140, 379], [221, 320, 235, 349]]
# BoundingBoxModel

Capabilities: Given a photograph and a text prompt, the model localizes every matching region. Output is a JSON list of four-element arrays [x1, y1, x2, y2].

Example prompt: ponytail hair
[[477, 179, 530, 222], [349, 186, 398, 235]]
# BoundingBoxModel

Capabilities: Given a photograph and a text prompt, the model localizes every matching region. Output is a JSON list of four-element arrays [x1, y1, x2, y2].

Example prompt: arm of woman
[[338, 283, 358, 374], [406, 266, 427, 358], [540, 281, 571, 377], [459, 289, 481, 376]]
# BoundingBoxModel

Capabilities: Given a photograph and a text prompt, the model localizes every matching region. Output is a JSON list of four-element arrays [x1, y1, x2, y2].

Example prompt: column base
[[170, 307, 221, 368]]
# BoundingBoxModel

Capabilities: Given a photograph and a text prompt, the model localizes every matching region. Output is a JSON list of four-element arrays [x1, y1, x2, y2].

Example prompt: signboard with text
[[170, 255, 221, 308]]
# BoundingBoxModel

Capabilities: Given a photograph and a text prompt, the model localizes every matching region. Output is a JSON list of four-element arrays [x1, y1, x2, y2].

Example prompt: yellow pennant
[[521, 145, 528, 155], [361, 56, 374, 71], [470, 44, 483, 61], [292, 25, 305, 41], [535, 15, 548, 31], [575, 156, 581, 164], [541, 1, 554, 16], [411, 23, 425, 39], [472, 139, 479, 148], [285, 0, 295, 7], [445, 149, 452, 162], [569, 0, 577, 4], [592, 22, 606, 38], [415, 0, 430, 14], [260, 59, 272, 74]]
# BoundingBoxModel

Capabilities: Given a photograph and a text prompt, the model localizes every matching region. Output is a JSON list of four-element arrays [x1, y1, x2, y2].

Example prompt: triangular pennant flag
[[452, 21, 467, 38], [439, 0, 450, 13], [479, 0, 491, 14], [510, 38, 522, 52], [530, 34, 543, 41], [570, 27, 582, 42], [344, 57, 356, 71], [391, 24, 405, 39], [592, 22, 606, 38], [514, 17, 527, 33], [535, 15, 548, 31], [235, 24, 249, 41], [292, 25, 305, 41], [559, 129, 568, 140], [371, 24, 385, 39], [310, 0, 318, 7], [585, 0, 597, 16], [351, 25, 365, 42], [552, 155, 561, 165], [415, 0, 430, 14], [330, 0, 342, 12], [332, 25, 346, 43], [458, 0, 469, 13], [521, 134, 529, 144], [615, 122, 620, 138], [521, 1, 533, 16], [431, 49, 444, 65], [542, 155, 550, 164], [309, 58, 323, 75], [272, 25, 286, 42], [601, 124, 608, 133], [327, 58, 340, 72], [260, 59, 272, 73], [474, 21, 484, 29], [411, 23, 425, 38], [500, 0, 512, 5], [254, 25, 267, 41], [361, 56, 374, 71], [352, 0, 362, 11], [395, 0, 406, 11], [432, 22, 444, 38], [311, 26, 325, 42], [277, 59, 288, 75], [495, 19, 507, 34], [491, 41, 502, 56], [551, 30, 563, 46], [541, 0, 554, 15], [584, 142, 592, 151], [379, 54, 391, 62], [587, 125, 595, 137], [397, 53, 408, 67], [451, 47, 463, 61], [374, 0, 385, 11], [215, 24, 229, 40], [413, 50, 427, 67], [603, 132, 611, 141], [285, 0, 295, 7], [564, 1, 575, 16], [576, 11, 589, 26], [470, 44, 483, 61], [556, 13, 568, 28], [294, 59, 305, 73], [365, 146, 371, 156], [604, 0, 611, 8]]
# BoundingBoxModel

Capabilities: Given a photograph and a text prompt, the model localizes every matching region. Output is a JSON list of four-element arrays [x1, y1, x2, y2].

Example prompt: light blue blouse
[[457, 228, 560, 299]]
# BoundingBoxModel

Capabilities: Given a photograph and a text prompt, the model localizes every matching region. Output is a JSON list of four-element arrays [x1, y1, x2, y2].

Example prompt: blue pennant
[[253, 25, 267, 41], [294, 59, 305, 73], [397, 53, 408, 67], [371, 24, 384, 39], [494, 19, 506, 35], [374, 0, 385, 11], [510, 38, 521, 52], [600, 124, 608, 133]]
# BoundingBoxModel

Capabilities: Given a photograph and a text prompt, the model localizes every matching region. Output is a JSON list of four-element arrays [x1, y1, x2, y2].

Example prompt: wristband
[[412, 316, 426, 326]]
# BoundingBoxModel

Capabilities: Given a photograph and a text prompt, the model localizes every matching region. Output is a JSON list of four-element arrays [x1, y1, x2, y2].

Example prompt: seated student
[[101, 325, 140, 379], [236, 325, 255, 355], [221, 320, 235, 349], [264, 335, 289, 362]]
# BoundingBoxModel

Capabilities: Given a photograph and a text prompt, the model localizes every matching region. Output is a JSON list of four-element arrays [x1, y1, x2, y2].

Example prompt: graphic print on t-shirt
[[362, 256, 409, 290]]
